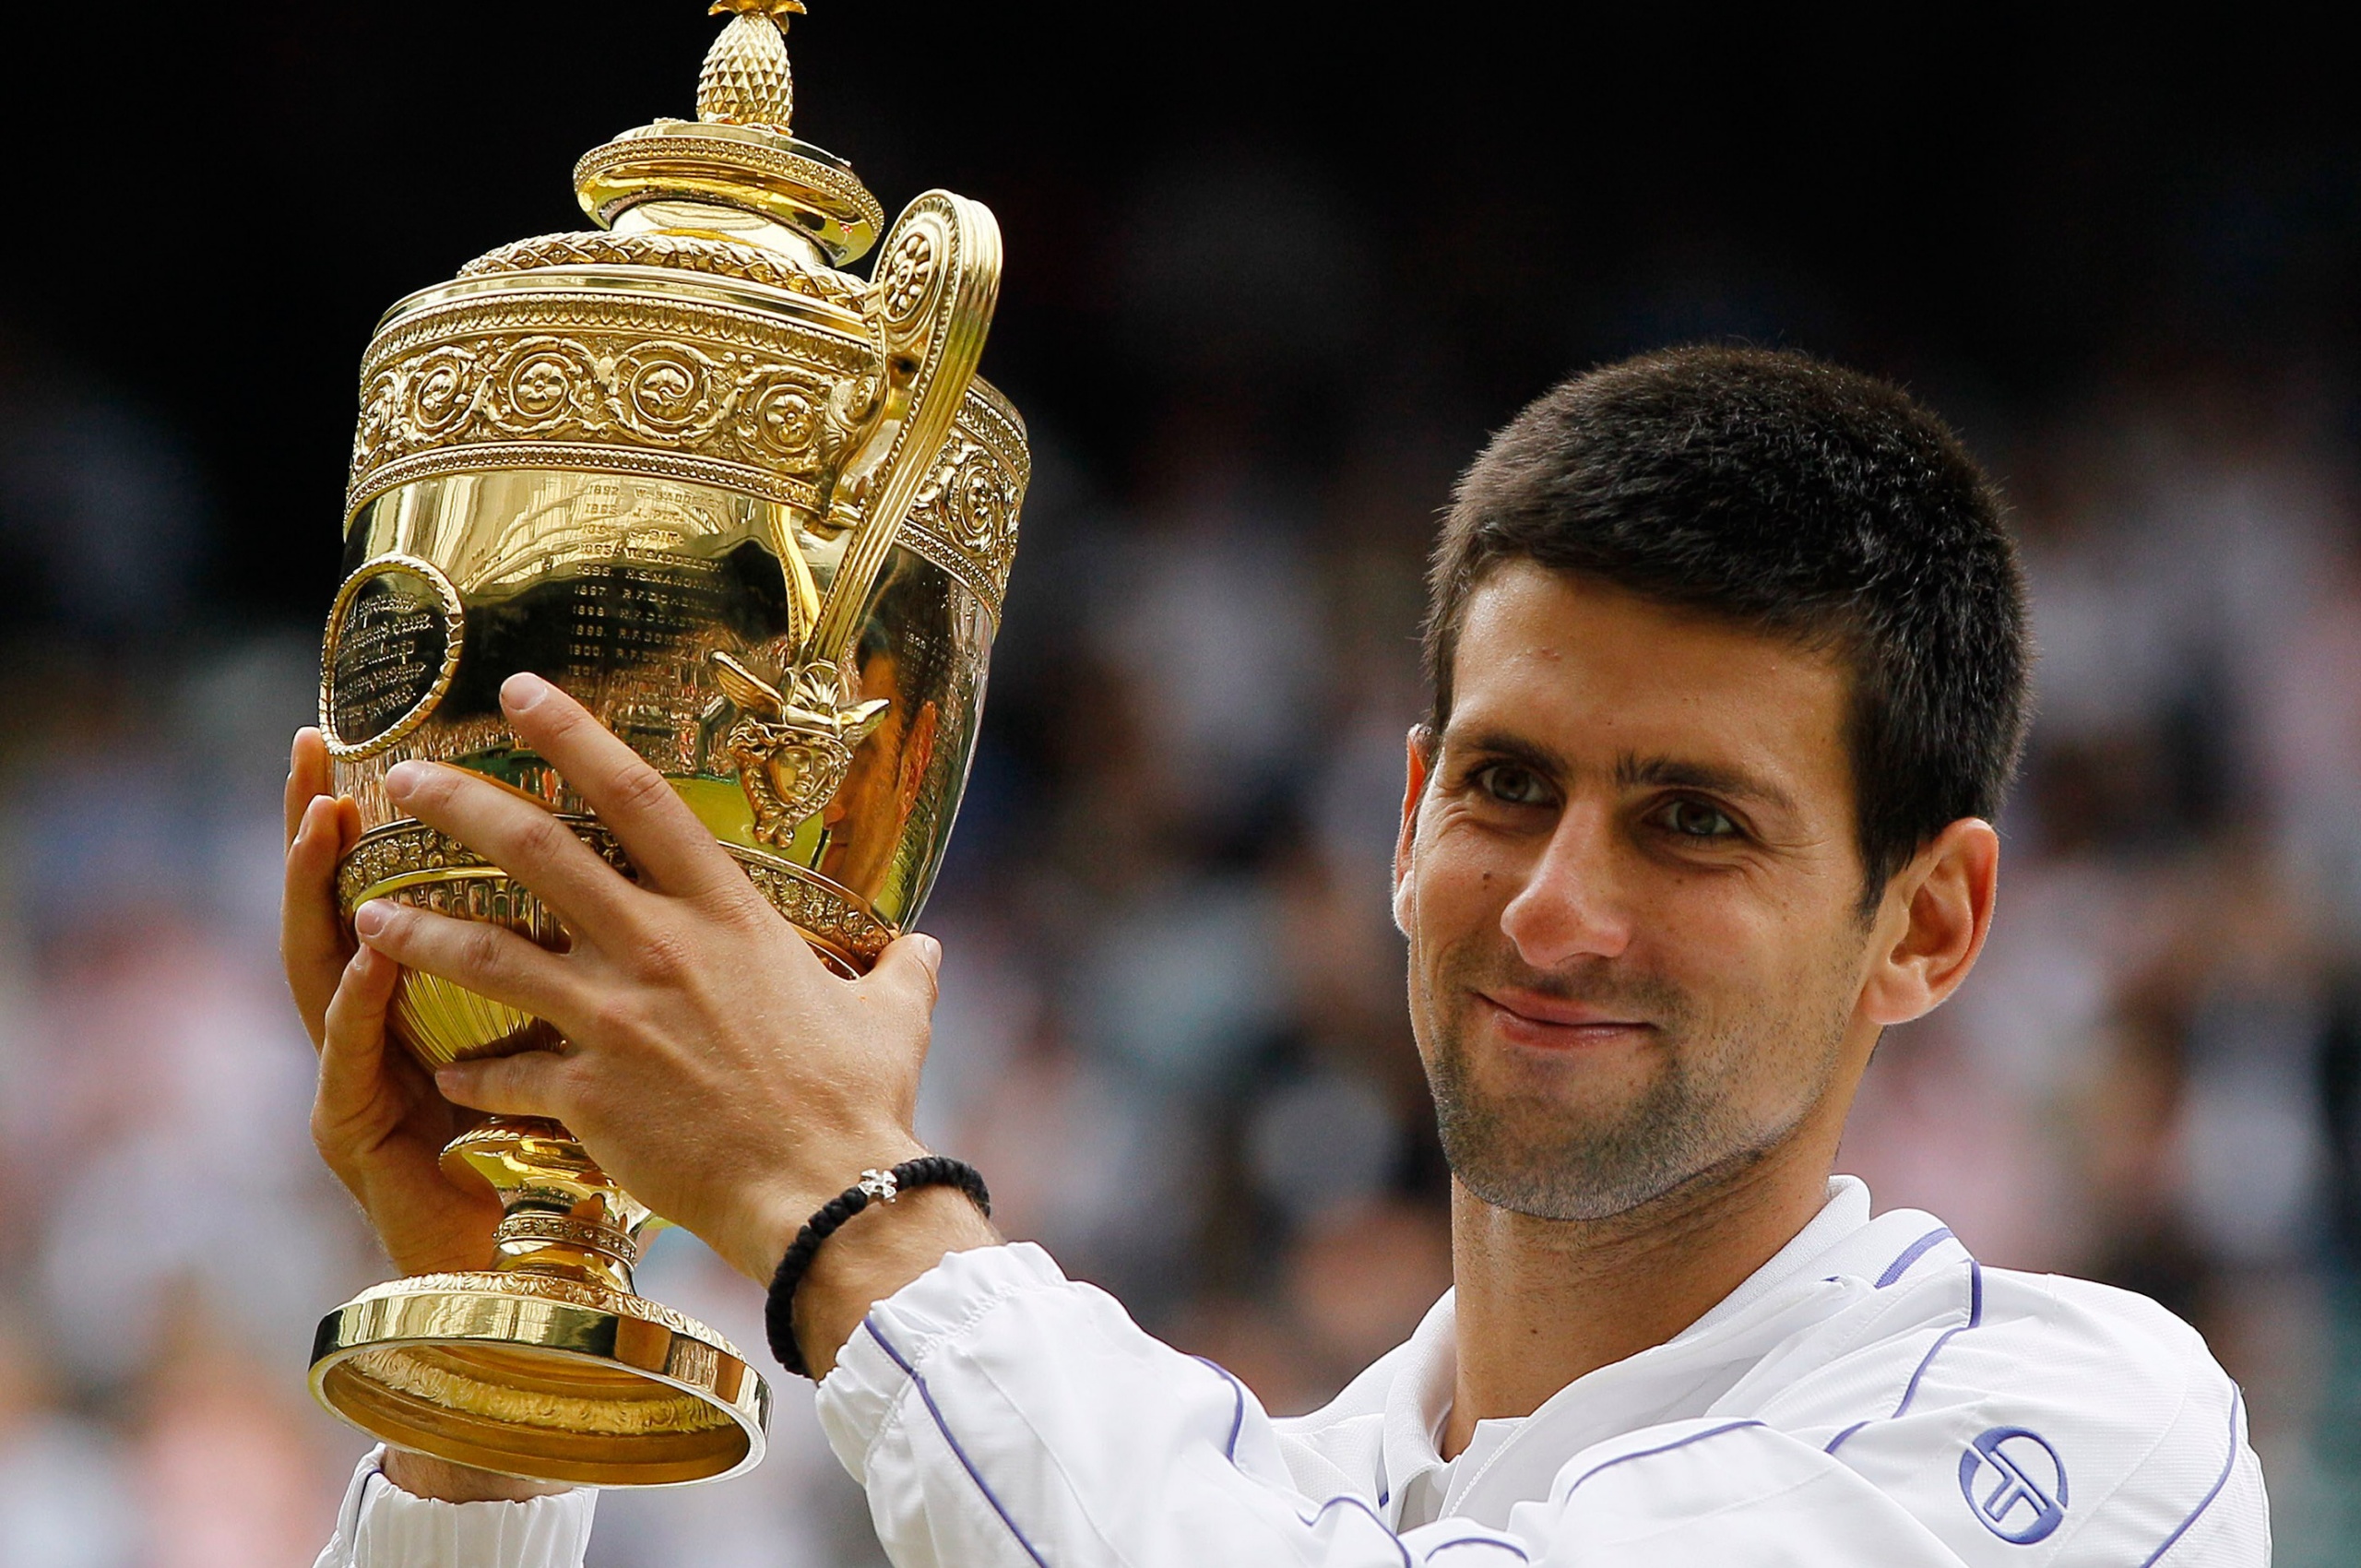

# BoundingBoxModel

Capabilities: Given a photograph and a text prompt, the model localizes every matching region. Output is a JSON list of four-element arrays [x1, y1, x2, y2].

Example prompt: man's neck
[[1442, 1135, 1835, 1460]]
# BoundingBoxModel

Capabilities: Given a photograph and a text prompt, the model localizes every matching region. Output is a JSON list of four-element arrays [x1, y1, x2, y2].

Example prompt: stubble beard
[[1421, 945, 1851, 1223]]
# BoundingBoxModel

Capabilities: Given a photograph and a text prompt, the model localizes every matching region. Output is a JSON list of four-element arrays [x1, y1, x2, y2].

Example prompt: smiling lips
[[1473, 988, 1657, 1050]]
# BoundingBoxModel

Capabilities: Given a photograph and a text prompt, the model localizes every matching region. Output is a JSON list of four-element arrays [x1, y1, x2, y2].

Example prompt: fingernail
[[384, 761, 426, 798], [915, 933, 943, 974], [353, 900, 392, 938], [502, 672, 547, 710]]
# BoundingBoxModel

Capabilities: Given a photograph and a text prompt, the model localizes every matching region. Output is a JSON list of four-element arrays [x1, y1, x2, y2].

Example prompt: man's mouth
[[1471, 987, 1657, 1050]]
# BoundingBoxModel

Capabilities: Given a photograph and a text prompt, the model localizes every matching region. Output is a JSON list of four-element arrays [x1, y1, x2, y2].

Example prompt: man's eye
[[1658, 799, 1738, 838], [1477, 764, 1551, 806]]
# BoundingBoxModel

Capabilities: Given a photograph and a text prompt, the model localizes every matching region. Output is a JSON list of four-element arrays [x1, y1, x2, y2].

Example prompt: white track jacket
[[314, 1178, 2267, 1566]]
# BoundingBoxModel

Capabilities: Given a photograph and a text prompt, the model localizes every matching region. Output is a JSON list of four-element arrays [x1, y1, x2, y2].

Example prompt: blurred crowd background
[[7, 6, 2361, 1563]]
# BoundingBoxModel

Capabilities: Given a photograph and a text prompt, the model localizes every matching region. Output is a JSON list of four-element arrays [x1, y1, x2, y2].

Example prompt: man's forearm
[[381, 1448, 571, 1503]]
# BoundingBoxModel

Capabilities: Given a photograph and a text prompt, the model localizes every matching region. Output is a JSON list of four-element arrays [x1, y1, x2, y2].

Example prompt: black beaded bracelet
[[764, 1155, 992, 1378]]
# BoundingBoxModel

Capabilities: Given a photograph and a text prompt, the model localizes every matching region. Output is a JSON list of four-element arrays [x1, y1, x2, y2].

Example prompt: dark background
[[9, 6, 2361, 623]]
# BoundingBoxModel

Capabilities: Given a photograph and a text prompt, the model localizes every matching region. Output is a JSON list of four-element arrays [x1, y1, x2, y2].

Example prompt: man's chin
[[1432, 1072, 1720, 1222], [1448, 1151, 1675, 1223]]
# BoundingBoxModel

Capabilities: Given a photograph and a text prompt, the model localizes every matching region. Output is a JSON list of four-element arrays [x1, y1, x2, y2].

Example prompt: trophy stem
[[444, 1115, 653, 1297]]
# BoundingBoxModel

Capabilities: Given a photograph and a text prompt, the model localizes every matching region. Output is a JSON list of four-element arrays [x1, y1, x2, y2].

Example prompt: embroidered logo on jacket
[[1958, 1427, 2068, 1544]]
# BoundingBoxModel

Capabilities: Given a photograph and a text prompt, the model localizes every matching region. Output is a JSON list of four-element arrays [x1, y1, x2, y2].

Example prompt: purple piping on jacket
[[1299, 1494, 1415, 1568], [1825, 1258, 1983, 1455], [1423, 1536, 1531, 1562], [1190, 1355, 1249, 1462], [1892, 1259, 1983, 1418], [2136, 1386, 2246, 1567], [1560, 1420, 1769, 1502], [1821, 1420, 1870, 1455], [863, 1317, 1053, 1568], [1875, 1226, 1956, 1288]]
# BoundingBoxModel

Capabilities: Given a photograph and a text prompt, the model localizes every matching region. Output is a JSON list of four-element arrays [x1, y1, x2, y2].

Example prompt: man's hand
[[287, 730, 564, 1503], [283, 728, 505, 1279], [345, 672, 996, 1370]]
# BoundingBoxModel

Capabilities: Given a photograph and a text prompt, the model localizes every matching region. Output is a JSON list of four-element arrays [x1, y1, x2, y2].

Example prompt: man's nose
[[1498, 801, 1633, 968]]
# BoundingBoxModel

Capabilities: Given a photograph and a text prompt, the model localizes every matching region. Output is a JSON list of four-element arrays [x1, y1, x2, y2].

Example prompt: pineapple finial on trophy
[[699, 0, 808, 128]]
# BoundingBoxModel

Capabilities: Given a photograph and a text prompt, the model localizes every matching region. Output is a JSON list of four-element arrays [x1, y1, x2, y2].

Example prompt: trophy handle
[[812, 189, 1003, 667]]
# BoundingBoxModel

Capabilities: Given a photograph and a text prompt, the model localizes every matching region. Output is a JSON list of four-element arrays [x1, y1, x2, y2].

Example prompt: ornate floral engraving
[[338, 818, 894, 969], [339, 819, 625, 916], [736, 860, 892, 967], [897, 384, 1028, 612], [347, 289, 883, 518], [343, 1347, 730, 1435], [877, 228, 937, 325], [494, 1210, 643, 1265]]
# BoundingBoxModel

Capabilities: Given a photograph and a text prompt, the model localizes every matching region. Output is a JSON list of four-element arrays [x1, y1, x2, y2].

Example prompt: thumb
[[867, 931, 943, 1014], [437, 1049, 573, 1120]]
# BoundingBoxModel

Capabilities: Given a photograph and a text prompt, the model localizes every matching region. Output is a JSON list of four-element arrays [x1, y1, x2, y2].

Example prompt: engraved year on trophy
[[305, 0, 1026, 1487]]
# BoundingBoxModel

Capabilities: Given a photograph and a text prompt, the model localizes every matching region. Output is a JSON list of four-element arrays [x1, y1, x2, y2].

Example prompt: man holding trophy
[[290, 5, 2267, 1564]]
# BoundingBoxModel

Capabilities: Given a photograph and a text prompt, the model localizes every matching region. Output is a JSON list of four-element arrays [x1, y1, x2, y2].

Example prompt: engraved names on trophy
[[561, 560, 740, 774], [564, 559, 728, 665], [320, 556, 467, 758]]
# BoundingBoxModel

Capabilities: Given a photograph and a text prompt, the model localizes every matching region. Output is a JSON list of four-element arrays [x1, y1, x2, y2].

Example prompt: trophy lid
[[571, 0, 886, 267]]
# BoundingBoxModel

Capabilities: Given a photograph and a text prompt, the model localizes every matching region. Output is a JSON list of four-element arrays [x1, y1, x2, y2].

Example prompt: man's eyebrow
[[1615, 754, 1799, 815], [1444, 728, 1572, 779]]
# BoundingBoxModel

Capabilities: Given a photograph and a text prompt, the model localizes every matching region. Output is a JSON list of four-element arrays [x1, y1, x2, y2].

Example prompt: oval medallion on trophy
[[320, 555, 466, 758]]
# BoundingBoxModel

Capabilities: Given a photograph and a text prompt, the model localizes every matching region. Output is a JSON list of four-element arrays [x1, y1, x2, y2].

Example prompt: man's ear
[[1858, 816, 2000, 1028], [1393, 726, 1435, 937]]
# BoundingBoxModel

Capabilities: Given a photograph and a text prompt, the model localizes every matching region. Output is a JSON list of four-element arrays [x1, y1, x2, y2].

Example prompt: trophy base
[[310, 1268, 771, 1487], [308, 1118, 769, 1487]]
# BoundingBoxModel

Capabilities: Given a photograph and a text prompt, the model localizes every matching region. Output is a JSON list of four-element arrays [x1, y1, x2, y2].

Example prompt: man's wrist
[[790, 1182, 1000, 1380], [726, 1131, 933, 1284], [381, 1446, 572, 1503]]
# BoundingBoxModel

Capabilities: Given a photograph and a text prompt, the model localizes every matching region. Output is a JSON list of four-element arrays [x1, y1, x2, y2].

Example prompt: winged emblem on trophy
[[710, 649, 891, 846]]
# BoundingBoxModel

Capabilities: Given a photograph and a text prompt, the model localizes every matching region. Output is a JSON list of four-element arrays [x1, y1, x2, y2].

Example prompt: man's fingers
[[498, 672, 748, 903], [284, 792, 356, 1046], [286, 727, 333, 848], [436, 1050, 572, 1121], [865, 932, 944, 1021], [383, 757, 652, 954], [352, 898, 579, 1026], [317, 943, 400, 1129]]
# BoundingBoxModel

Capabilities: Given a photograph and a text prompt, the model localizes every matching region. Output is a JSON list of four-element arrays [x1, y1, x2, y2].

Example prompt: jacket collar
[[1378, 1177, 1948, 1527]]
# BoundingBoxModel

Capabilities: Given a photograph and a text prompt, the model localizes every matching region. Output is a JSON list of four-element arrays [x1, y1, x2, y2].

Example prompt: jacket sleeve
[[312, 1447, 599, 1568], [814, 1244, 1987, 1568]]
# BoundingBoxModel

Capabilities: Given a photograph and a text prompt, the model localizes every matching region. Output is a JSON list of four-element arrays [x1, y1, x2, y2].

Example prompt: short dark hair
[[1422, 345, 2030, 904]]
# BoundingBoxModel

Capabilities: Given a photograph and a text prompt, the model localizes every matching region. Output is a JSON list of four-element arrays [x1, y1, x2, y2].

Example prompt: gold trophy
[[304, 0, 1026, 1487]]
